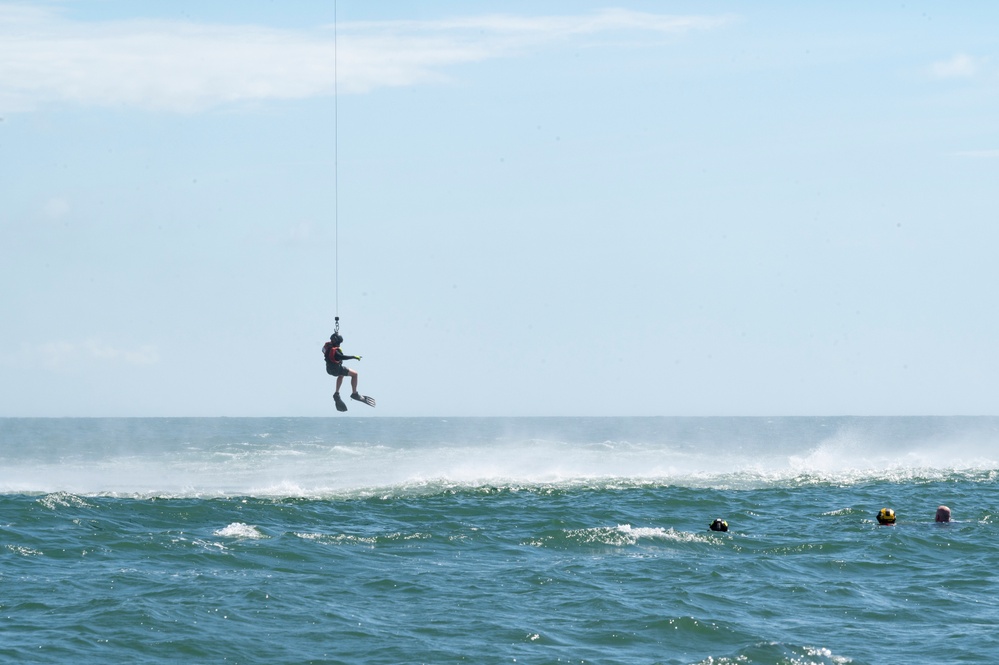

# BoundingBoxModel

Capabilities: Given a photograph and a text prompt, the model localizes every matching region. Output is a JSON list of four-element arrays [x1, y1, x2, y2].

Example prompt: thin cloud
[[15, 340, 161, 371], [0, 5, 731, 113], [41, 197, 70, 220], [952, 149, 999, 158], [928, 53, 982, 79]]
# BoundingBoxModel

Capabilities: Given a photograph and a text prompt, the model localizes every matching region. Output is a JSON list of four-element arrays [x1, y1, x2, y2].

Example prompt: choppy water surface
[[1, 417, 996, 663]]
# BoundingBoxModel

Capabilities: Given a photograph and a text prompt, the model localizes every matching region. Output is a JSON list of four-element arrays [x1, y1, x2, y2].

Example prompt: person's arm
[[336, 349, 361, 361]]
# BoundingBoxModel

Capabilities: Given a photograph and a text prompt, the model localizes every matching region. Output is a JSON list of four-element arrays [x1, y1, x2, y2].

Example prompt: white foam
[[213, 522, 266, 539], [557, 524, 717, 547]]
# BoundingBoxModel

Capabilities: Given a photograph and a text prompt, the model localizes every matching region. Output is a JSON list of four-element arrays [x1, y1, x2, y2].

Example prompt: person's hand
[[355, 355, 362, 360]]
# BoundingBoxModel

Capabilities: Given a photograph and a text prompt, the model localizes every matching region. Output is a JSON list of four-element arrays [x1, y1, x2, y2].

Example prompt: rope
[[333, 0, 339, 322]]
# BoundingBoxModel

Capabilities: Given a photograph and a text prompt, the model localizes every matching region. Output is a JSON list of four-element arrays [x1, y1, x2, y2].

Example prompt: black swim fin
[[350, 392, 376, 407]]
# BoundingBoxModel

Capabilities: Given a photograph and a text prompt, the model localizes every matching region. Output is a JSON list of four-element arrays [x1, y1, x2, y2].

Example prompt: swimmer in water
[[709, 518, 729, 532], [876, 508, 896, 525]]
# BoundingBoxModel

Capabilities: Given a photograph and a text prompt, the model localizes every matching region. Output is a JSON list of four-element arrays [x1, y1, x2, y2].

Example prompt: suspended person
[[322, 332, 375, 410]]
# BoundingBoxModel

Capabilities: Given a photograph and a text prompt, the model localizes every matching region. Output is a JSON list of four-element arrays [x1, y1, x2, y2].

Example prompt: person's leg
[[349, 369, 358, 394], [335, 375, 344, 393]]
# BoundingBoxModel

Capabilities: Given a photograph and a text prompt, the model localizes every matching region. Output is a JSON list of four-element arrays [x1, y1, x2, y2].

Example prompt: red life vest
[[323, 342, 341, 364]]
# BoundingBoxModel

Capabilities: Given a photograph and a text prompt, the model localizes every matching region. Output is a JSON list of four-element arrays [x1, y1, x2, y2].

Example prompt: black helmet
[[709, 518, 728, 532], [330, 333, 343, 344]]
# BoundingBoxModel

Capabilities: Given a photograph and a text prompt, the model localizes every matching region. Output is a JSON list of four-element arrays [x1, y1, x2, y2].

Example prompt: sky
[[2, 1, 998, 417]]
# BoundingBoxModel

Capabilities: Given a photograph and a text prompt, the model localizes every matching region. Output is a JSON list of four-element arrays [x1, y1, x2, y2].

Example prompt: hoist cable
[[333, 0, 340, 322]]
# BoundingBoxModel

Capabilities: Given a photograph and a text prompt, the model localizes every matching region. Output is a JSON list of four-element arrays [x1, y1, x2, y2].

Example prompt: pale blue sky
[[2, 1, 998, 416]]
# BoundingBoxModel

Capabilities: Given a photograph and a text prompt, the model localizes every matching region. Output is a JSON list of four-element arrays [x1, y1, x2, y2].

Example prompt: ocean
[[0, 417, 996, 664]]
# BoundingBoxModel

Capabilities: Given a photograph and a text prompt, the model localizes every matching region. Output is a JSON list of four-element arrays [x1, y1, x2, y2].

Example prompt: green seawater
[[1, 417, 996, 664]]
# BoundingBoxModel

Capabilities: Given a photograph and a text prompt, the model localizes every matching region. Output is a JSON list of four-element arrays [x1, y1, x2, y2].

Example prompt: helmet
[[709, 518, 728, 532], [876, 508, 896, 525], [330, 333, 343, 344]]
